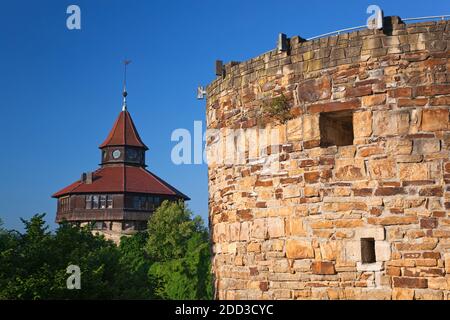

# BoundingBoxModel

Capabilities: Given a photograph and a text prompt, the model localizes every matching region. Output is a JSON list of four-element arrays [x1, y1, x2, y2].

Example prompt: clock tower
[[52, 85, 189, 243]]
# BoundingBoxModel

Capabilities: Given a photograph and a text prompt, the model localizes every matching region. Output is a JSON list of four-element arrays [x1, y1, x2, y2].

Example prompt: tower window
[[320, 110, 354, 147], [86, 194, 113, 209], [92, 221, 106, 230], [361, 238, 376, 264], [132, 196, 161, 210], [86, 195, 92, 209], [100, 195, 107, 209], [107, 195, 113, 209], [92, 195, 99, 209], [60, 197, 70, 213]]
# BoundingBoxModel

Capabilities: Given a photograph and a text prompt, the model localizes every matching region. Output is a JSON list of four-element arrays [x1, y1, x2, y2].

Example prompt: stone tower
[[206, 17, 450, 299]]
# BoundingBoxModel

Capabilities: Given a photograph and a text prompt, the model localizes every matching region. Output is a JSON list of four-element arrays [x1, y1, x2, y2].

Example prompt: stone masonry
[[206, 17, 450, 300]]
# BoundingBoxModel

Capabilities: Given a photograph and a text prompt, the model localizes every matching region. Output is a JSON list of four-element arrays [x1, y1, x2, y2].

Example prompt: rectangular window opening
[[361, 237, 376, 264], [100, 195, 106, 209], [92, 195, 99, 209], [86, 195, 92, 209], [320, 110, 354, 148], [92, 221, 105, 230], [107, 195, 113, 209]]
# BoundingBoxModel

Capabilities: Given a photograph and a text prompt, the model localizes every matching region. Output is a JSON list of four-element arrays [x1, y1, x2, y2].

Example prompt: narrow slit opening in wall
[[319, 110, 354, 147], [361, 237, 376, 264]]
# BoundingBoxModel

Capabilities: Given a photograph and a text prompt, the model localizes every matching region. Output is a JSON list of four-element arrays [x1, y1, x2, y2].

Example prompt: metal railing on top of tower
[[306, 14, 450, 41]]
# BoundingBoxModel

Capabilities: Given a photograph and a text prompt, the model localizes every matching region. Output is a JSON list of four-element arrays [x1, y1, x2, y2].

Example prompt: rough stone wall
[[206, 17, 450, 300]]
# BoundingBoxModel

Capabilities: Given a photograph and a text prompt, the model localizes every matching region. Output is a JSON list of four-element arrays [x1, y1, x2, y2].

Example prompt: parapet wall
[[206, 17, 450, 300]]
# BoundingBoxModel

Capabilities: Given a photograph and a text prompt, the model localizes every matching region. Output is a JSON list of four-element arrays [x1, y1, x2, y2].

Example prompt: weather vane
[[122, 59, 131, 111]]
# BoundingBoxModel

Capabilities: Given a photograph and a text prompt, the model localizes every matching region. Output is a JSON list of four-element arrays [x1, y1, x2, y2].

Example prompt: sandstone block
[[304, 186, 319, 197], [420, 218, 438, 229], [346, 85, 372, 98], [356, 261, 383, 271], [286, 239, 314, 259], [393, 277, 428, 289], [368, 158, 396, 179], [286, 217, 306, 236], [373, 110, 410, 136], [355, 227, 385, 241], [413, 139, 440, 154], [334, 219, 364, 228], [287, 117, 302, 141], [308, 100, 360, 113], [361, 94, 386, 107], [309, 220, 333, 229], [386, 139, 412, 155], [353, 111, 373, 138], [368, 216, 418, 226], [251, 219, 267, 239], [335, 159, 366, 181], [388, 88, 412, 98], [445, 253, 450, 274], [311, 261, 336, 275], [267, 217, 285, 238], [304, 171, 320, 183], [228, 242, 237, 254], [229, 222, 241, 241], [398, 163, 429, 181], [358, 146, 383, 157], [421, 108, 449, 131], [297, 76, 331, 102], [302, 114, 320, 140], [397, 98, 427, 107], [337, 145, 356, 158], [247, 242, 261, 252], [395, 238, 438, 251], [392, 288, 414, 300], [428, 277, 450, 290], [344, 241, 361, 261], [375, 241, 391, 261], [320, 241, 342, 261], [414, 289, 443, 300], [239, 222, 250, 241]]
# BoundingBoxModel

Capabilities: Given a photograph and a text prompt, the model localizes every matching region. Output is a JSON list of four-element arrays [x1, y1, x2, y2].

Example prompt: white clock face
[[112, 150, 121, 159]]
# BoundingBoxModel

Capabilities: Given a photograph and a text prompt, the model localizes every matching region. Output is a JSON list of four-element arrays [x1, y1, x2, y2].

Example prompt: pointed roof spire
[[99, 110, 148, 149], [122, 59, 131, 111], [100, 60, 148, 150]]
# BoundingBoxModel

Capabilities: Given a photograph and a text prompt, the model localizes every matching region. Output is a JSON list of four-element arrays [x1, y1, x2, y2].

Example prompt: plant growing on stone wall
[[261, 93, 292, 124]]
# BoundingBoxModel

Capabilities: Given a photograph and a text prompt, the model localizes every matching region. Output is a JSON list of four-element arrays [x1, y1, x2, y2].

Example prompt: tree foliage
[[0, 202, 213, 300], [0, 214, 149, 299], [146, 201, 213, 300]]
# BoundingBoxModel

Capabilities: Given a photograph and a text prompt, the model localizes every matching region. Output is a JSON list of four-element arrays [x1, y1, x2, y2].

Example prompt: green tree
[[0, 214, 150, 299], [146, 201, 213, 300], [118, 232, 153, 298], [0, 206, 213, 300]]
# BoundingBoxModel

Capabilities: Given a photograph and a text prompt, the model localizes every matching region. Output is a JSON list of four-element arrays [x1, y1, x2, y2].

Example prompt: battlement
[[207, 17, 450, 106]]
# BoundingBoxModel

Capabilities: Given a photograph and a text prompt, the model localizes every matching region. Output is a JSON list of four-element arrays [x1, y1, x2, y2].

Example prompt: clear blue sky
[[0, 0, 448, 230]]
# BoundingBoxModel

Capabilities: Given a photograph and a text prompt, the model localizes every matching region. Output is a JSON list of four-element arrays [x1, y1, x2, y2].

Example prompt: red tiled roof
[[52, 166, 189, 200], [99, 110, 148, 149]]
